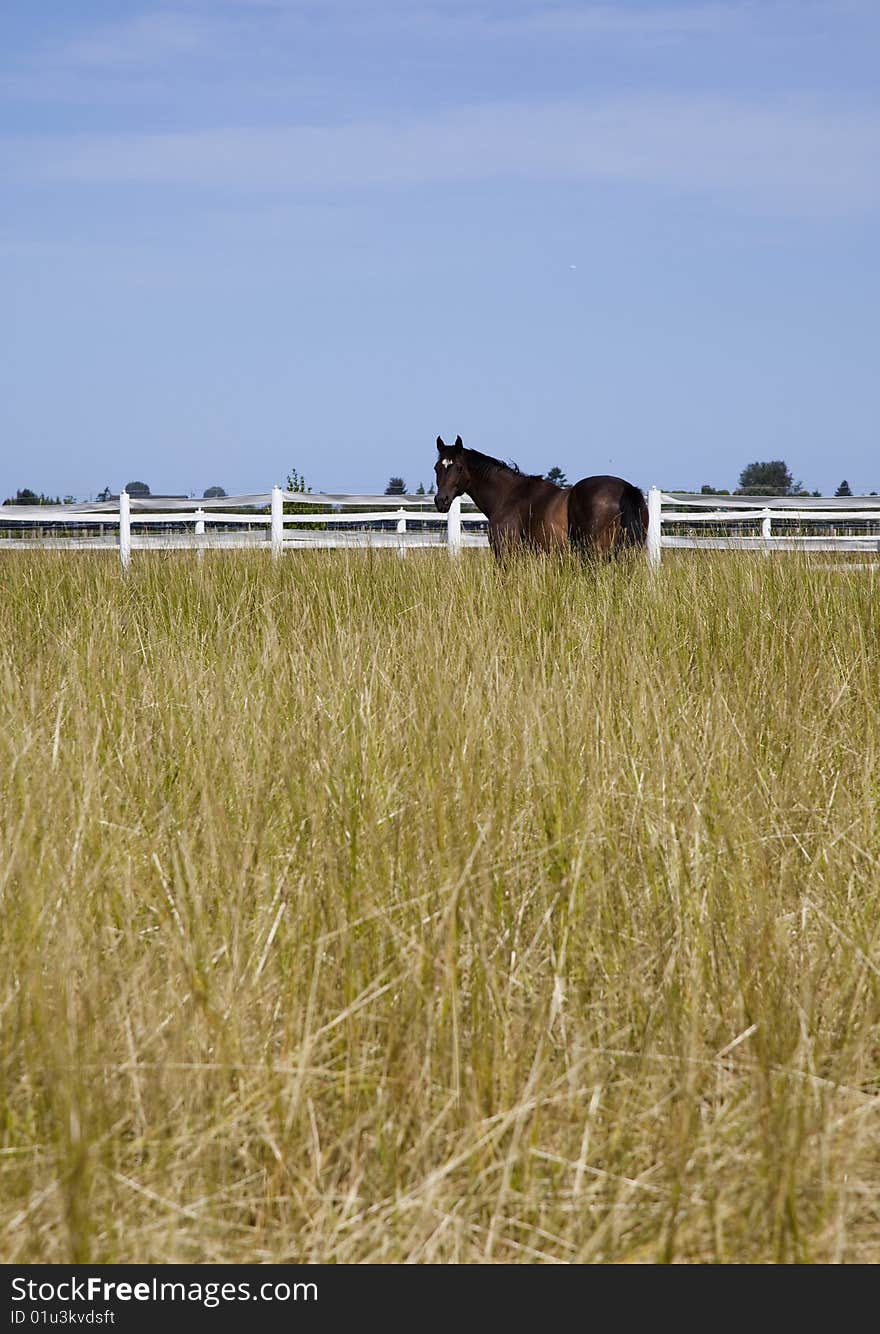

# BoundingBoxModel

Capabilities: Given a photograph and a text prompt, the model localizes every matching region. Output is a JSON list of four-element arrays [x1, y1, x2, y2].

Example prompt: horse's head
[[434, 436, 468, 511]]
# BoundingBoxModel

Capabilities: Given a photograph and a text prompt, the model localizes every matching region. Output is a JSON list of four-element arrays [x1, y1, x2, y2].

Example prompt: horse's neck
[[463, 460, 519, 521]]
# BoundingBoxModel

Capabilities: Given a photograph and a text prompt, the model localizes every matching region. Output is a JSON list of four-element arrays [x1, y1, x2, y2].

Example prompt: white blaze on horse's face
[[435, 440, 465, 512], [435, 437, 466, 511]]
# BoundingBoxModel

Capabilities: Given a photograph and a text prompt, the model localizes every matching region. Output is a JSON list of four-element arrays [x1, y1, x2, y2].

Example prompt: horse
[[433, 436, 648, 559]]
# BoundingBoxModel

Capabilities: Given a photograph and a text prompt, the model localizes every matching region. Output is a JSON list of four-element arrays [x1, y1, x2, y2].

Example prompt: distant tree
[[416, 482, 426, 495], [546, 466, 568, 487], [286, 467, 312, 496], [834, 479, 852, 497], [284, 465, 324, 528], [203, 485, 226, 499], [96, 486, 112, 502], [3, 488, 60, 506], [736, 461, 795, 496], [125, 481, 150, 496], [385, 477, 406, 495], [428, 482, 435, 495]]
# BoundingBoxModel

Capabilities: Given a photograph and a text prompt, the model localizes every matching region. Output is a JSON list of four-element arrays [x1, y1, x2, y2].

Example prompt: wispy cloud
[[209, 0, 862, 34], [462, 2, 741, 36], [0, 2, 844, 106], [2, 3, 877, 216], [5, 95, 878, 213], [0, 9, 233, 105], [61, 12, 214, 69]]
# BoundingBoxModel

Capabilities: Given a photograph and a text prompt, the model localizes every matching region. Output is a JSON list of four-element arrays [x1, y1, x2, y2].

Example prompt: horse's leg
[[489, 524, 522, 565], [530, 496, 570, 556]]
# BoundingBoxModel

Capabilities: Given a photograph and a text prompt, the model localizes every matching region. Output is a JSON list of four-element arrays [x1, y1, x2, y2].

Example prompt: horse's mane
[[464, 448, 543, 483]]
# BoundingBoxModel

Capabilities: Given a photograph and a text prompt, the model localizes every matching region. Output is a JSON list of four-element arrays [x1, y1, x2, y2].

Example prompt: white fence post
[[396, 509, 407, 559], [271, 486, 283, 559], [448, 495, 462, 555], [647, 486, 662, 568], [761, 507, 772, 557], [119, 490, 131, 570], [194, 506, 206, 559]]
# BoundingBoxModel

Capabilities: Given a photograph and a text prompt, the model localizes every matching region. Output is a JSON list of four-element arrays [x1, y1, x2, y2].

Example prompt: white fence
[[0, 489, 482, 568], [2, 486, 879, 568], [646, 488, 880, 567]]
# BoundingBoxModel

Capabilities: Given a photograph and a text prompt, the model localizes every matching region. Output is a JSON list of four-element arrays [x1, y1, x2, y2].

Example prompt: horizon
[[4, 468, 875, 504]]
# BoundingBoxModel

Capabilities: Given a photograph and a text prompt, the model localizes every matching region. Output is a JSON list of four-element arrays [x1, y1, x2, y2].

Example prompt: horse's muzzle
[[435, 495, 451, 512]]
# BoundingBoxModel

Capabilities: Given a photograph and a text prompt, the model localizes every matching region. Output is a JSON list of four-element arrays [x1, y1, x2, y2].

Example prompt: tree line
[[697, 461, 871, 498], [4, 460, 874, 507], [386, 461, 867, 498], [2, 481, 228, 505]]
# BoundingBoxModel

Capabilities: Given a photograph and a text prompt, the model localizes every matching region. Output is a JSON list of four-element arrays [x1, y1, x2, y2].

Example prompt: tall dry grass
[[1, 548, 879, 1263]]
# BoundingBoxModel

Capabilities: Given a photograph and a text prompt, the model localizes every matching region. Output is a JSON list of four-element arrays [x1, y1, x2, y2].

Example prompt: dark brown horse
[[434, 436, 647, 558]]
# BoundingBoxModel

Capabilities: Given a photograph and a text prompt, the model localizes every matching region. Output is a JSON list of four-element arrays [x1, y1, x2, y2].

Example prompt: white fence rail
[[0, 488, 482, 567], [646, 487, 880, 567], [2, 486, 879, 568]]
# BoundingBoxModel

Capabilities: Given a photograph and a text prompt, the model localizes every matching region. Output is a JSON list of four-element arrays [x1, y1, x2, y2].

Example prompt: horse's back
[[567, 475, 647, 552]]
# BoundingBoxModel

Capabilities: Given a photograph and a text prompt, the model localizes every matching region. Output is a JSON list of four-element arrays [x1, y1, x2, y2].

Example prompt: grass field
[[1, 548, 879, 1263]]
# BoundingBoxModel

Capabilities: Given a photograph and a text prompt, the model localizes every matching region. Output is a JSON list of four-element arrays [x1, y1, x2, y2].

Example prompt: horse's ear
[[454, 436, 463, 452], [436, 436, 446, 451]]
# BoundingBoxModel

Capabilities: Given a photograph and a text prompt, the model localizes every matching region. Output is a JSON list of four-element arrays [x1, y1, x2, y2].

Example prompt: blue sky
[[2, 0, 878, 499]]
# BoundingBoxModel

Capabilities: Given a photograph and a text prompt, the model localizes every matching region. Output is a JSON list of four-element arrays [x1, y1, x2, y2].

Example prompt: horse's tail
[[619, 483, 648, 548]]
